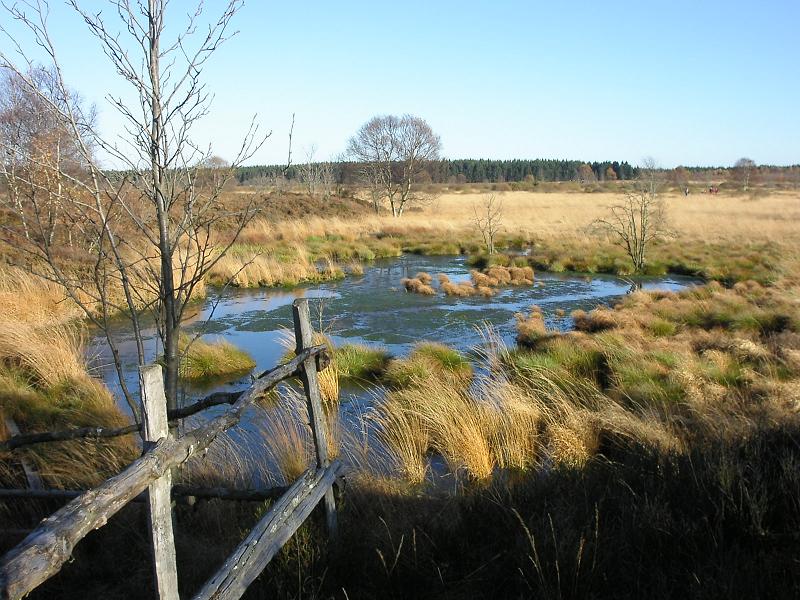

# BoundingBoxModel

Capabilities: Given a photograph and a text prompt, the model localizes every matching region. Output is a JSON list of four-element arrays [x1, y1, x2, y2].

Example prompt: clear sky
[[3, 0, 799, 168]]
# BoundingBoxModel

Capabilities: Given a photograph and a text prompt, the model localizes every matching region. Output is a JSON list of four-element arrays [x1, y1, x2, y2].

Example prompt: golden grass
[[278, 331, 340, 404], [400, 277, 435, 295], [0, 312, 136, 488], [208, 244, 344, 288], [516, 306, 547, 347], [0, 267, 82, 325], [240, 190, 800, 247]]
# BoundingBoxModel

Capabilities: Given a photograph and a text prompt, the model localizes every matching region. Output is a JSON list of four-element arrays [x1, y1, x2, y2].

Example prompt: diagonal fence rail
[[0, 299, 339, 600]]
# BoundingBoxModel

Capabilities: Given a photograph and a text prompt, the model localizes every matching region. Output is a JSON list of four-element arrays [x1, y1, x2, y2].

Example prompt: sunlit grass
[[179, 335, 256, 382]]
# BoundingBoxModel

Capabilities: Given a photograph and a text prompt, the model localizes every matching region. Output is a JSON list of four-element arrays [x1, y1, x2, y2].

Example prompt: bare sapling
[[473, 194, 503, 255], [593, 158, 670, 273], [0, 0, 267, 420]]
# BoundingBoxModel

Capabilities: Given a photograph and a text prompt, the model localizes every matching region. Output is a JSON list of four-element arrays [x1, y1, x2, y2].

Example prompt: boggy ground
[[1, 186, 800, 598], [210, 189, 800, 287]]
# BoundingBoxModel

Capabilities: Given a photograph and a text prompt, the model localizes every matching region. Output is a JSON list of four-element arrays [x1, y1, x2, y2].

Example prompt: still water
[[93, 254, 695, 411], [90, 254, 695, 482]]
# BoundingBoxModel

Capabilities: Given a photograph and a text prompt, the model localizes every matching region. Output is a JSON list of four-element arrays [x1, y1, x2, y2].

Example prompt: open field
[[228, 189, 800, 242], [209, 188, 800, 288]]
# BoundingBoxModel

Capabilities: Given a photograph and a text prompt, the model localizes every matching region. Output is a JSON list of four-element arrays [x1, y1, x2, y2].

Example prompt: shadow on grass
[[4, 425, 800, 599]]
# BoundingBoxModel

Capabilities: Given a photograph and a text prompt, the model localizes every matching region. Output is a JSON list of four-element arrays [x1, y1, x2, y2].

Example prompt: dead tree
[[594, 158, 670, 273], [473, 194, 503, 255], [0, 0, 266, 418]]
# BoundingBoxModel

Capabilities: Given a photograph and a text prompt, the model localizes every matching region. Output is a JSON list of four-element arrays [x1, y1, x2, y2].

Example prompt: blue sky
[[3, 0, 798, 167]]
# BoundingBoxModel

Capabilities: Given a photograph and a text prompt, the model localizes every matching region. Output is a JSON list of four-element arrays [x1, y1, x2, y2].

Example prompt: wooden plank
[[192, 461, 343, 600], [0, 345, 327, 600], [291, 299, 337, 536], [0, 485, 288, 503], [140, 365, 180, 600]]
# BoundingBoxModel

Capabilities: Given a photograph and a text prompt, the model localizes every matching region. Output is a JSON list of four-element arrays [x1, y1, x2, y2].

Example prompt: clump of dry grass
[[0, 267, 82, 325], [470, 265, 535, 289], [516, 306, 547, 347], [438, 273, 479, 297], [572, 308, 617, 332], [400, 277, 436, 295], [0, 320, 92, 387], [347, 260, 364, 276], [0, 316, 136, 488]]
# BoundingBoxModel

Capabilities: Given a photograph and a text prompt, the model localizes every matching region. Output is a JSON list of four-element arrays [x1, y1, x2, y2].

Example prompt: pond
[[90, 254, 697, 483], [93, 254, 695, 406]]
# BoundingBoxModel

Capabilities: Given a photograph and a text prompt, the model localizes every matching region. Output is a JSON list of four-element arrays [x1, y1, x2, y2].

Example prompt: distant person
[[684, 187, 689, 196]]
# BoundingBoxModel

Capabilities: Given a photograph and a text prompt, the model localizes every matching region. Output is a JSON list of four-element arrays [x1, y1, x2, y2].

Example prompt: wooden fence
[[0, 299, 340, 600]]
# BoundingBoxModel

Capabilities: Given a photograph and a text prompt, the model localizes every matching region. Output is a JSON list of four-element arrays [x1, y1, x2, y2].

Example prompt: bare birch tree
[[733, 157, 756, 192], [594, 158, 669, 273], [473, 194, 503, 255], [347, 114, 441, 217], [0, 0, 265, 419]]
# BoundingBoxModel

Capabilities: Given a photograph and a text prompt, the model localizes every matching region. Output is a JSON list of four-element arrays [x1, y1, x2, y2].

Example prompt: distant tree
[[671, 166, 689, 189], [733, 157, 756, 191], [347, 114, 441, 217], [605, 166, 617, 181], [594, 158, 670, 273], [576, 163, 596, 185], [297, 145, 334, 199], [0, 65, 94, 243]]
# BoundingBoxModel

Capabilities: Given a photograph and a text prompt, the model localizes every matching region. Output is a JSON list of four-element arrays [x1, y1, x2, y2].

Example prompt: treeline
[[235, 159, 638, 185], [431, 159, 637, 183]]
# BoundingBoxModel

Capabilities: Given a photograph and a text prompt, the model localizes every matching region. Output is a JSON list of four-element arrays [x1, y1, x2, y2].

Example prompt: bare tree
[[733, 157, 756, 192], [0, 65, 95, 243], [473, 194, 503, 255], [0, 0, 265, 418], [347, 114, 441, 217], [297, 145, 334, 199], [594, 158, 670, 273]]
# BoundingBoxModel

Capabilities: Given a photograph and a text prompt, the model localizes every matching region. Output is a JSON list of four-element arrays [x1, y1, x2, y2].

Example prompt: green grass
[[179, 336, 256, 382], [334, 344, 392, 381], [383, 342, 473, 388]]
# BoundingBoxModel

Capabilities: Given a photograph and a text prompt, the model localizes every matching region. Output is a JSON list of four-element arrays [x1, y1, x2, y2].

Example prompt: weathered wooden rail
[[0, 299, 340, 600]]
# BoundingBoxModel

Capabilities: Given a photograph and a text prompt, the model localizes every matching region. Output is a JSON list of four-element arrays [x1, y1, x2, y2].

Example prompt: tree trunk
[[148, 0, 179, 413]]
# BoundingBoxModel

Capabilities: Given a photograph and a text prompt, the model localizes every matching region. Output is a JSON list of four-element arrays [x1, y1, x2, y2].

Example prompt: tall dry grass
[[239, 190, 800, 247], [207, 243, 343, 288], [0, 267, 82, 325]]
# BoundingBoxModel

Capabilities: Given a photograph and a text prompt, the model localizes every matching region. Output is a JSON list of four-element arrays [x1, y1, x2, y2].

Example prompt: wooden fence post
[[291, 299, 337, 537], [140, 365, 180, 600]]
